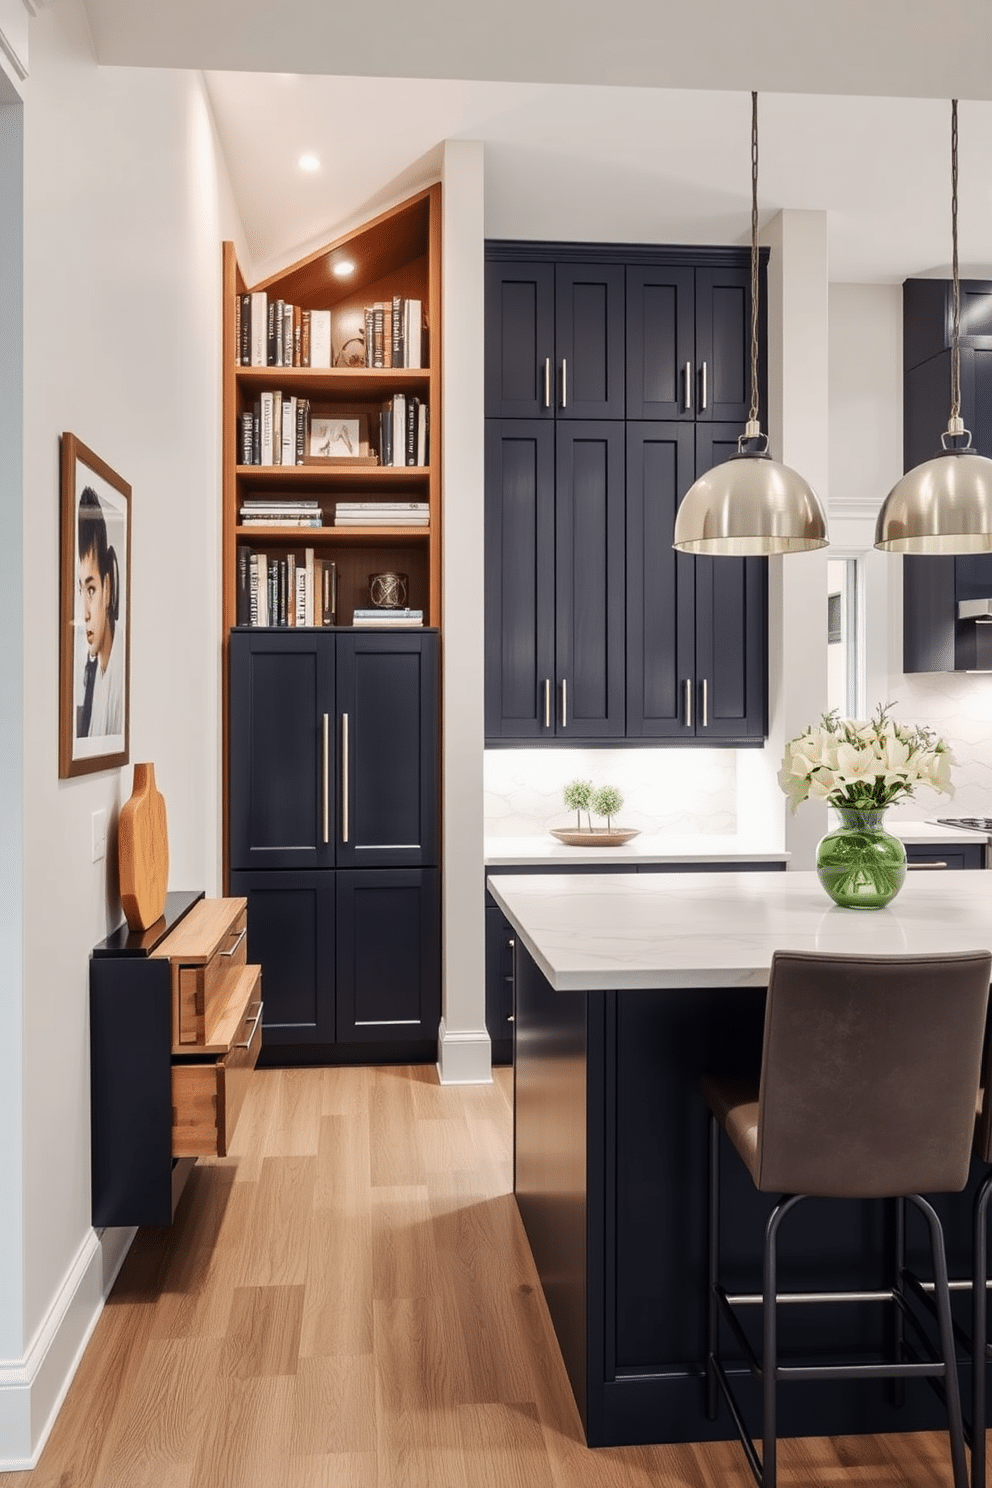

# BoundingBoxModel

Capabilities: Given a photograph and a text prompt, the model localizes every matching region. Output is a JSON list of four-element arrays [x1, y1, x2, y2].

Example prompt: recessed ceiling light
[[332, 259, 356, 278], [298, 153, 321, 173]]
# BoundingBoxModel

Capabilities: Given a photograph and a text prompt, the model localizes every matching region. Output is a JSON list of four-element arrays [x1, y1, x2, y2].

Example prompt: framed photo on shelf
[[58, 433, 131, 778], [310, 417, 363, 458]]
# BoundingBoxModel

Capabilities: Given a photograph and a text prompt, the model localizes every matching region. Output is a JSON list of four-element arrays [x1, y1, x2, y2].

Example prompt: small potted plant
[[591, 784, 624, 832], [562, 778, 594, 832]]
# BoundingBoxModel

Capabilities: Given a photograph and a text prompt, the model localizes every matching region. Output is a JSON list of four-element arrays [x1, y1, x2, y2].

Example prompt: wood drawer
[[171, 962, 262, 1157], [155, 897, 248, 1049]]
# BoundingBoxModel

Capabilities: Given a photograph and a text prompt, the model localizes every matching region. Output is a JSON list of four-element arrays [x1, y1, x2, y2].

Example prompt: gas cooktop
[[932, 817, 992, 832]]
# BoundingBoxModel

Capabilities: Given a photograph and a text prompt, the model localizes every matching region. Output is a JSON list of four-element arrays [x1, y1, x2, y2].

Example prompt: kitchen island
[[487, 868, 992, 1447]]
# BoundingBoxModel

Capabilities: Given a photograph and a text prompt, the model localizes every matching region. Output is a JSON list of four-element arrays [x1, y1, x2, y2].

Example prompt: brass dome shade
[[673, 93, 828, 558], [875, 444, 992, 554], [673, 439, 828, 556]]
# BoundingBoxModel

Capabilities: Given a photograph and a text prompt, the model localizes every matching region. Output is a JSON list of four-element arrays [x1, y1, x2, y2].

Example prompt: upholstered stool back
[[749, 950, 989, 1198]]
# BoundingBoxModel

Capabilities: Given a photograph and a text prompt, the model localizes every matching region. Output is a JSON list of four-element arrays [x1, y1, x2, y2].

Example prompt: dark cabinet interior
[[485, 242, 768, 746], [902, 277, 992, 672], [228, 628, 440, 1062]]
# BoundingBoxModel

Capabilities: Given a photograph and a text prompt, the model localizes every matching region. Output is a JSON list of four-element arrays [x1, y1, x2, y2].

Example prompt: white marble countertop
[[880, 818, 990, 846], [486, 868, 992, 992], [484, 833, 790, 867]]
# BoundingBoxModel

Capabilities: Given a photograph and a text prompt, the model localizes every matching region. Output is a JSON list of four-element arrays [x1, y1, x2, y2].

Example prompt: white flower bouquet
[[778, 704, 955, 815]]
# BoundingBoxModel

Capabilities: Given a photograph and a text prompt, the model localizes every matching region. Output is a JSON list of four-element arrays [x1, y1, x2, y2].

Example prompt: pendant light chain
[[748, 90, 760, 429], [950, 98, 962, 426]]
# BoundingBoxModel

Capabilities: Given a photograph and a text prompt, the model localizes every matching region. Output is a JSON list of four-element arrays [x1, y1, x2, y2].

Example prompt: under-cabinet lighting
[[332, 259, 356, 278], [298, 153, 321, 172]]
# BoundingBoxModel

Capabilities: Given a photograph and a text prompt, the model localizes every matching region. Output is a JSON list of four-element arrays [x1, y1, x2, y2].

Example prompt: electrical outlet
[[91, 808, 107, 863]]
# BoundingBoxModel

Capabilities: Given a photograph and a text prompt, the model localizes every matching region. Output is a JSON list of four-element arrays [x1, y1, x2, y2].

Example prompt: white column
[[438, 139, 490, 1082]]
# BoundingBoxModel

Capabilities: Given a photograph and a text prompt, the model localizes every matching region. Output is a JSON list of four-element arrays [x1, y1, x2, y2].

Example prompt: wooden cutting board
[[119, 762, 169, 931]]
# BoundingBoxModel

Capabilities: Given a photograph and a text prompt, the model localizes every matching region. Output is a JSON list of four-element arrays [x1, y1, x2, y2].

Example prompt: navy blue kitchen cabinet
[[485, 242, 767, 746], [902, 277, 992, 672], [625, 261, 757, 424], [228, 628, 440, 1061], [485, 419, 626, 741], [485, 257, 625, 420], [626, 422, 767, 740]]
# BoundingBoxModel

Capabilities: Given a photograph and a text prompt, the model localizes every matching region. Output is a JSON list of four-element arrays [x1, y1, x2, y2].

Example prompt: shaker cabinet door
[[229, 630, 336, 871], [229, 869, 336, 1046], [554, 422, 626, 738], [485, 261, 555, 419], [692, 425, 768, 740], [484, 420, 557, 740], [336, 631, 439, 867], [625, 423, 696, 738], [554, 263, 626, 420]]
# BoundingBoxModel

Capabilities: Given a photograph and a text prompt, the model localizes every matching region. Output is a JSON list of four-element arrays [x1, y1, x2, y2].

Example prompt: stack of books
[[352, 608, 424, 629], [334, 502, 428, 527], [240, 499, 323, 528]]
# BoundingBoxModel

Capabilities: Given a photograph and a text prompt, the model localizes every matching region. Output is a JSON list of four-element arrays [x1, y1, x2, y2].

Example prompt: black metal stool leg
[[707, 1113, 720, 1421], [973, 1173, 992, 1488], [910, 1194, 969, 1488]]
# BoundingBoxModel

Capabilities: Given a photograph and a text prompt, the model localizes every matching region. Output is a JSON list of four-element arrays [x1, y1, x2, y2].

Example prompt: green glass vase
[[815, 807, 907, 910]]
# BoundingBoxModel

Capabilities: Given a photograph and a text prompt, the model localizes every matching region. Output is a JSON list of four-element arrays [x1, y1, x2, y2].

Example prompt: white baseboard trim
[[436, 1018, 493, 1084], [0, 1223, 135, 1469]]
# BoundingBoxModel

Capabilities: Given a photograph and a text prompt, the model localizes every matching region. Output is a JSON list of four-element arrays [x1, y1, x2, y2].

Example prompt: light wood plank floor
[[1, 1065, 977, 1486]]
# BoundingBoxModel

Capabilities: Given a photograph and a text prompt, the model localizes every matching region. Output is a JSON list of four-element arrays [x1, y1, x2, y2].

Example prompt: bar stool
[[702, 948, 991, 1488]]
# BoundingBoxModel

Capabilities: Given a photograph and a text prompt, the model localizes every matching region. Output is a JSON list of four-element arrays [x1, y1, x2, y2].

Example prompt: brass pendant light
[[875, 100, 992, 554], [673, 92, 829, 557]]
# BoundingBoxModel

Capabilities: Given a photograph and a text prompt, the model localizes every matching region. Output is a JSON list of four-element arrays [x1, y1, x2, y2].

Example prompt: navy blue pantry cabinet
[[228, 629, 440, 1060], [485, 419, 766, 744], [485, 259, 626, 420], [626, 423, 767, 740], [484, 420, 626, 740], [625, 262, 757, 424]]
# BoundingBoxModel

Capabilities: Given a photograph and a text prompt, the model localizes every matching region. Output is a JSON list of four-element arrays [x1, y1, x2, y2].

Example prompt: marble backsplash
[[883, 671, 992, 820], [484, 748, 738, 836]]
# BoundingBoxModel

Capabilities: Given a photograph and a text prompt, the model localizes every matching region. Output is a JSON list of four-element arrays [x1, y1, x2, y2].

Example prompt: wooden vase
[[118, 762, 169, 931]]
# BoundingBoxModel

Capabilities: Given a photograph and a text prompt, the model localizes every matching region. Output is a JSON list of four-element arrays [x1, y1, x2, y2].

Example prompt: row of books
[[363, 298, 423, 369], [352, 608, 424, 629], [239, 395, 313, 467], [378, 395, 428, 467], [235, 293, 424, 370], [239, 499, 323, 529], [334, 502, 428, 527], [236, 546, 338, 628]]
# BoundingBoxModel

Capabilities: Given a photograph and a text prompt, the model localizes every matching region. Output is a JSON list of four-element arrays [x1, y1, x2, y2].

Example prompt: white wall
[[2, 0, 245, 1464]]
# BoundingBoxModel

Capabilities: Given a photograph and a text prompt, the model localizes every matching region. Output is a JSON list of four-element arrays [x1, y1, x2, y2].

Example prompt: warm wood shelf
[[236, 525, 431, 544], [234, 366, 430, 396], [236, 464, 430, 488]]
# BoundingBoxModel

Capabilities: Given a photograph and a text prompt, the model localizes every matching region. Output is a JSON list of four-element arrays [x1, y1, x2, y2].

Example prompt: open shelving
[[221, 184, 442, 632]]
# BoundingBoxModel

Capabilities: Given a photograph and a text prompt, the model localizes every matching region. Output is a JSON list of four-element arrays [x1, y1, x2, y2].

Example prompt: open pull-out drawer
[[156, 897, 249, 1050], [171, 962, 262, 1157]]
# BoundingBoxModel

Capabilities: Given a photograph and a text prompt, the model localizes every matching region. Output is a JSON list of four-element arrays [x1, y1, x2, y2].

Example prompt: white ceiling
[[80, 0, 992, 285]]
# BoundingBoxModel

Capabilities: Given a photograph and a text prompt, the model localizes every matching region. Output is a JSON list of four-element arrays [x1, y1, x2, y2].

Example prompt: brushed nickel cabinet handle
[[684, 678, 693, 728], [322, 713, 330, 844], [684, 360, 692, 410], [561, 358, 567, 409], [561, 678, 568, 728], [543, 357, 551, 409], [700, 360, 708, 410], [340, 712, 349, 843], [236, 1001, 264, 1049], [543, 678, 551, 729], [221, 927, 247, 958], [907, 861, 949, 870], [701, 677, 709, 728]]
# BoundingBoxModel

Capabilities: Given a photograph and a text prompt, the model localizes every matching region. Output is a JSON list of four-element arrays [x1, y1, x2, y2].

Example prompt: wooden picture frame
[[59, 433, 131, 778]]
